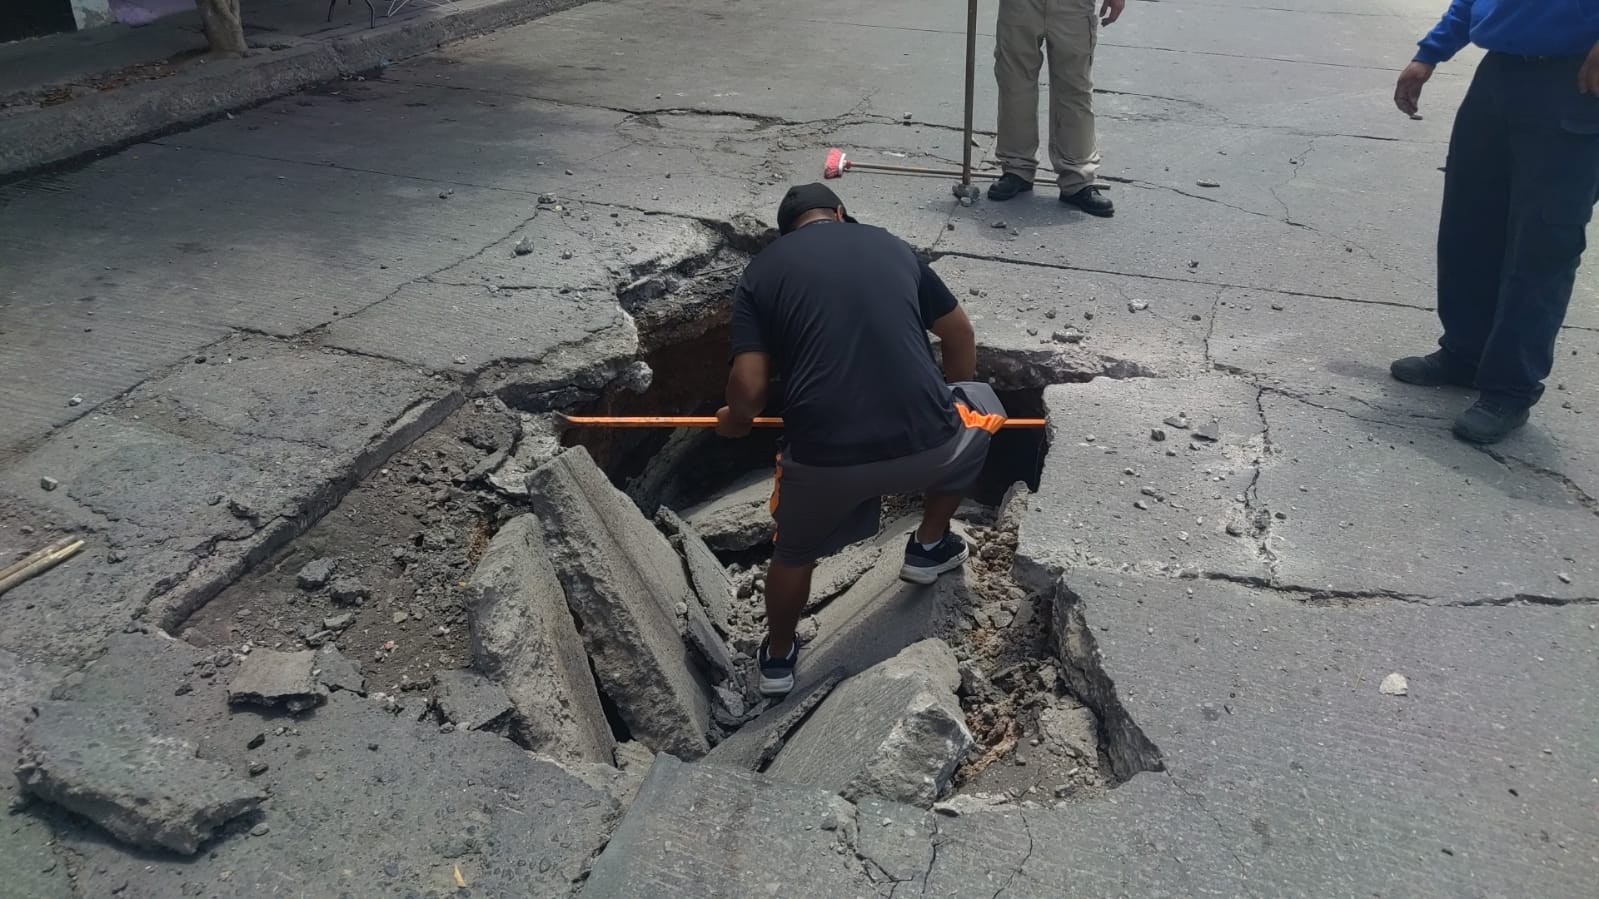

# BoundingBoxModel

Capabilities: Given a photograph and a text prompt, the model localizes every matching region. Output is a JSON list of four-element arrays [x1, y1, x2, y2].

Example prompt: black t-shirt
[[729, 221, 961, 466]]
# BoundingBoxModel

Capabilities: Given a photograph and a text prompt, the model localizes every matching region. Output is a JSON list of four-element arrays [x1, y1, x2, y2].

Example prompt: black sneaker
[[987, 173, 1034, 202], [756, 637, 798, 697], [900, 532, 970, 585], [1061, 186, 1114, 217], [1452, 395, 1530, 445], [1391, 350, 1475, 388]]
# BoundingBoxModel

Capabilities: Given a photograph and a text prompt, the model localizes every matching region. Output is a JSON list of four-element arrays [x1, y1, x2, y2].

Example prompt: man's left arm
[[1100, 0, 1124, 27]]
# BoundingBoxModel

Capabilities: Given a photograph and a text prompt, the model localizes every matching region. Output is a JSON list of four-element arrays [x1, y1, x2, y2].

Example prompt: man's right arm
[[1397, 1, 1472, 116], [719, 277, 769, 438], [1415, 0, 1473, 66], [917, 261, 977, 383]]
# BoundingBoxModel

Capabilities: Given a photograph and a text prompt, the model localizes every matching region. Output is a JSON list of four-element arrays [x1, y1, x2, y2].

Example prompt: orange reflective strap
[[956, 402, 1006, 435]]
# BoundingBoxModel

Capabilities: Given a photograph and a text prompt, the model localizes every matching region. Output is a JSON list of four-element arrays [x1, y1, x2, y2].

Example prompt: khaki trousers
[[994, 0, 1100, 192]]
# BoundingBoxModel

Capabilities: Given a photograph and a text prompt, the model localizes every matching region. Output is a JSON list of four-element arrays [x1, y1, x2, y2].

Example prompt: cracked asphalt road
[[1, 0, 1596, 894]]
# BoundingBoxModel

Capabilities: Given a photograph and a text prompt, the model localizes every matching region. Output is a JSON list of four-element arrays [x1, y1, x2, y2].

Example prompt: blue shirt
[[1416, 0, 1599, 64]]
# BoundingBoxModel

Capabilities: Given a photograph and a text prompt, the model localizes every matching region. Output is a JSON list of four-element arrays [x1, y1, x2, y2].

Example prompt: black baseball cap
[[777, 183, 859, 235]]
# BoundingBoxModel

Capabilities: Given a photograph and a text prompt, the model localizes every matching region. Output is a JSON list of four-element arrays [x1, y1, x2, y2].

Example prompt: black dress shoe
[[1390, 350, 1475, 387], [1061, 186, 1114, 217], [1452, 395, 1530, 445], [987, 173, 1033, 201]]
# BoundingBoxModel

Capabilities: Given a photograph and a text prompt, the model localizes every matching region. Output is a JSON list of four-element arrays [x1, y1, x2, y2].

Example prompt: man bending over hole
[[717, 184, 1007, 698]]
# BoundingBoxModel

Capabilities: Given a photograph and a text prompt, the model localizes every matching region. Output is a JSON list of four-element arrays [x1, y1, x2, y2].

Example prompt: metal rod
[[962, 0, 978, 186], [848, 160, 1057, 185], [557, 414, 1049, 430]]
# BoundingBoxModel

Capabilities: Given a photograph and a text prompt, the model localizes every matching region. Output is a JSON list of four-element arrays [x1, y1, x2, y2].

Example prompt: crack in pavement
[[929, 249, 1431, 312], [1163, 771, 1248, 874], [919, 820, 942, 897], [1242, 387, 1282, 576], [990, 812, 1034, 899], [1476, 446, 1599, 514]]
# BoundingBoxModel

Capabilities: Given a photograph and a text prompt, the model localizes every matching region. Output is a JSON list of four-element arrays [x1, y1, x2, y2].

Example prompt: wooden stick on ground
[[0, 538, 85, 597], [0, 536, 77, 583]]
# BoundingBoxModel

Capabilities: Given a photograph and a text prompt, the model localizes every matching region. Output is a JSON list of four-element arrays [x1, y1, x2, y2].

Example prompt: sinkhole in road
[[176, 228, 1158, 804]]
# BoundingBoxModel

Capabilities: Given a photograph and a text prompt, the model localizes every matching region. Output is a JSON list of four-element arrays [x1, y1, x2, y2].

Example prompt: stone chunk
[[656, 507, 734, 635], [295, 558, 336, 591], [313, 646, 365, 695], [226, 649, 326, 712], [328, 577, 368, 606], [680, 469, 775, 552], [15, 701, 265, 855], [466, 514, 615, 765], [431, 670, 515, 732], [766, 639, 971, 807], [528, 448, 711, 758]]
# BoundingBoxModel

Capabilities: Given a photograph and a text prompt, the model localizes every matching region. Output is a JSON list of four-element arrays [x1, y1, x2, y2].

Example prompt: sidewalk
[[0, 0, 588, 176]]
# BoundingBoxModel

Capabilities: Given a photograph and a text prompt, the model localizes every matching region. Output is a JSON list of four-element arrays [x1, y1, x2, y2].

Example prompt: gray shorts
[[769, 382, 1007, 567]]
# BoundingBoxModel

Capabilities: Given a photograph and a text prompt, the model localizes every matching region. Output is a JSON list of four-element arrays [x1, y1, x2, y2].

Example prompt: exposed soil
[[183, 399, 520, 704]]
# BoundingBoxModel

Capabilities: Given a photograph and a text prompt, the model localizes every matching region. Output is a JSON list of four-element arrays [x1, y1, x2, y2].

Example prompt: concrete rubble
[[766, 639, 972, 807], [20, 633, 620, 897], [225, 649, 327, 713], [528, 446, 712, 759], [680, 469, 774, 552], [656, 507, 736, 636], [430, 669, 516, 732], [703, 669, 847, 770], [466, 513, 616, 764], [312, 645, 364, 695], [15, 700, 266, 855]]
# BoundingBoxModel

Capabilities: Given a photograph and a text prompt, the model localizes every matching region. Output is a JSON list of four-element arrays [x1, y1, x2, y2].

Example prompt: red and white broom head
[[823, 147, 851, 179]]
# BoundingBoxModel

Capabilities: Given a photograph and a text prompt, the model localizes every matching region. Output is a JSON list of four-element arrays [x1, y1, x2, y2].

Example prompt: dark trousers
[[1437, 52, 1599, 406]]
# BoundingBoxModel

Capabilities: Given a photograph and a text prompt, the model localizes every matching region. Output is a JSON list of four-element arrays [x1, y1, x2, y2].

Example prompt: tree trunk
[[195, 0, 247, 57]]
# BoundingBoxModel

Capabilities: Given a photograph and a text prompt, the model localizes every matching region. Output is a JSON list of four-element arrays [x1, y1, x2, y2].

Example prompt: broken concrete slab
[[580, 756, 887, 896], [795, 521, 973, 697], [808, 536, 886, 613], [528, 447, 711, 758], [681, 468, 774, 552], [1014, 377, 1272, 590], [656, 507, 735, 636], [926, 775, 1250, 897], [225, 649, 326, 713], [930, 256, 1213, 386], [16, 701, 265, 855], [430, 670, 515, 733], [1253, 390, 1599, 600], [311, 645, 364, 695], [44, 633, 619, 897], [1048, 571, 1599, 896], [465, 513, 615, 765], [767, 639, 972, 807], [702, 668, 846, 771], [0, 650, 71, 899], [684, 599, 738, 687]]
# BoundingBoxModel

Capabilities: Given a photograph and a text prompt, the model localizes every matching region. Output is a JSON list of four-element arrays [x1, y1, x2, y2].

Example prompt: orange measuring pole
[[556, 414, 1048, 430]]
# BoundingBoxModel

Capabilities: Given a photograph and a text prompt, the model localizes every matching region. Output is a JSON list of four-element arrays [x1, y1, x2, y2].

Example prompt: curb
[[0, 0, 589, 180]]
